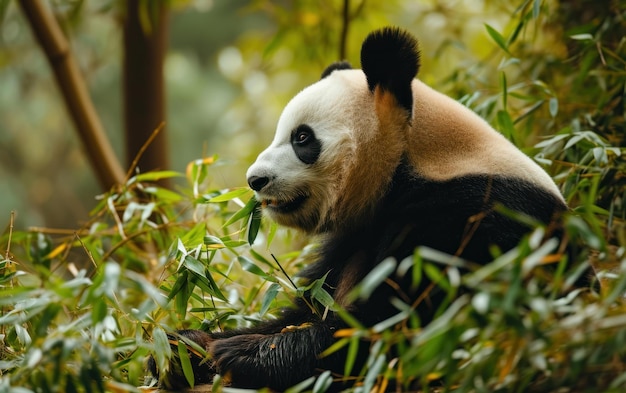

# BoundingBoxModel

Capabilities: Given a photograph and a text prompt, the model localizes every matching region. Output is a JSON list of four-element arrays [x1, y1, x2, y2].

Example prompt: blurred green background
[[0, 0, 618, 229]]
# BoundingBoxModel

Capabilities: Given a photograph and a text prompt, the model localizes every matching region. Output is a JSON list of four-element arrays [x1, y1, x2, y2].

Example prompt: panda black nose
[[248, 176, 269, 191]]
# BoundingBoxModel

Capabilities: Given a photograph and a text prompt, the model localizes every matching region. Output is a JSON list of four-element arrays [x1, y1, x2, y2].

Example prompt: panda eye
[[291, 125, 321, 165], [293, 128, 311, 144]]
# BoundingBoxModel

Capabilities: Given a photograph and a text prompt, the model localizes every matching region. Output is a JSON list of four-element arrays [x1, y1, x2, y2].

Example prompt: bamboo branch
[[124, 121, 166, 183], [18, 0, 125, 190]]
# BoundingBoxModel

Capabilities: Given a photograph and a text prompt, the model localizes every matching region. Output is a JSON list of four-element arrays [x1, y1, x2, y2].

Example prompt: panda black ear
[[321, 61, 352, 79], [360, 27, 420, 113]]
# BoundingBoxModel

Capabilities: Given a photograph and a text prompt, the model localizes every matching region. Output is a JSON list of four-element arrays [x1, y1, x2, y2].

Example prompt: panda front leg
[[209, 321, 337, 390], [154, 310, 342, 391]]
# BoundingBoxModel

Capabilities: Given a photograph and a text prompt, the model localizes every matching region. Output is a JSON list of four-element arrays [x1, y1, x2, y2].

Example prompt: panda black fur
[[153, 27, 568, 391]]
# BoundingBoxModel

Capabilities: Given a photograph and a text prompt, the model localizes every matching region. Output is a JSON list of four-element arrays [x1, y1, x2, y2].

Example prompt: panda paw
[[209, 334, 272, 387], [209, 333, 266, 370]]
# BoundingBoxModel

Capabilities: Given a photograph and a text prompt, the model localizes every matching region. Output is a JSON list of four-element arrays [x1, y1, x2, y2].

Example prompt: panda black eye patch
[[291, 124, 321, 165]]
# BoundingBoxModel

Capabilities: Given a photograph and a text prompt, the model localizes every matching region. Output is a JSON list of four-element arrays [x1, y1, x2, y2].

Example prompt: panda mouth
[[261, 194, 308, 213]]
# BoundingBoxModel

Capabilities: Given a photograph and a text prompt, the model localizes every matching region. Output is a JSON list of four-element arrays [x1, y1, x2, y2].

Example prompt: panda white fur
[[154, 27, 568, 391]]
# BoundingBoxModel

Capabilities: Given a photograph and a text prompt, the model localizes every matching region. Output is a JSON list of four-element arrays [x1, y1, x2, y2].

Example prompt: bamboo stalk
[[18, 0, 125, 190]]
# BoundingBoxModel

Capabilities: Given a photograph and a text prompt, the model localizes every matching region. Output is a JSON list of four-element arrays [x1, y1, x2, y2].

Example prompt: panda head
[[246, 27, 420, 234]]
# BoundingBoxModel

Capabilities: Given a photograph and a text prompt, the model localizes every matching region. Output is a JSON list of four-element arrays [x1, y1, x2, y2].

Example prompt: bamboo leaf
[[507, 19, 524, 46], [204, 235, 224, 247], [424, 263, 451, 292], [149, 186, 184, 202], [549, 97, 559, 118], [497, 110, 516, 139], [247, 205, 263, 245], [174, 278, 191, 315], [167, 270, 188, 300], [372, 310, 411, 333], [249, 248, 277, 269], [183, 255, 206, 277], [564, 134, 585, 149], [131, 170, 182, 183], [267, 221, 278, 247], [208, 188, 251, 203], [570, 33, 594, 41], [237, 256, 277, 282], [310, 281, 336, 310], [485, 24, 510, 54], [285, 376, 315, 393], [91, 299, 107, 325], [178, 340, 195, 388], [501, 71, 508, 109], [223, 196, 259, 227], [319, 337, 350, 358], [46, 243, 68, 260], [260, 283, 280, 316], [349, 257, 396, 302], [533, 0, 541, 19], [514, 100, 545, 124], [535, 133, 569, 148], [312, 370, 333, 393], [152, 326, 172, 370], [223, 240, 248, 249], [203, 266, 228, 302], [592, 147, 607, 164], [362, 354, 386, 393], [344, 336, 360, 379]]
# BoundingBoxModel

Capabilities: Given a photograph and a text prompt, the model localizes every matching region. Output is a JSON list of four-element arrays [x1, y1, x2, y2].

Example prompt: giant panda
[[153, 27, 569, 391]]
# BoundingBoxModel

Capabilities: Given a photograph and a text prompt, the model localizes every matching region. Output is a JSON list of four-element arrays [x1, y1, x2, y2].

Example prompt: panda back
[[407, 79, 563, 202]]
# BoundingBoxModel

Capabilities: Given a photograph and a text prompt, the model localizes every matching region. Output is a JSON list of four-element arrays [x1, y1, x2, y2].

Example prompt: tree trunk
[[18, 0, 125, 190], [122, 0, 170, 177]]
